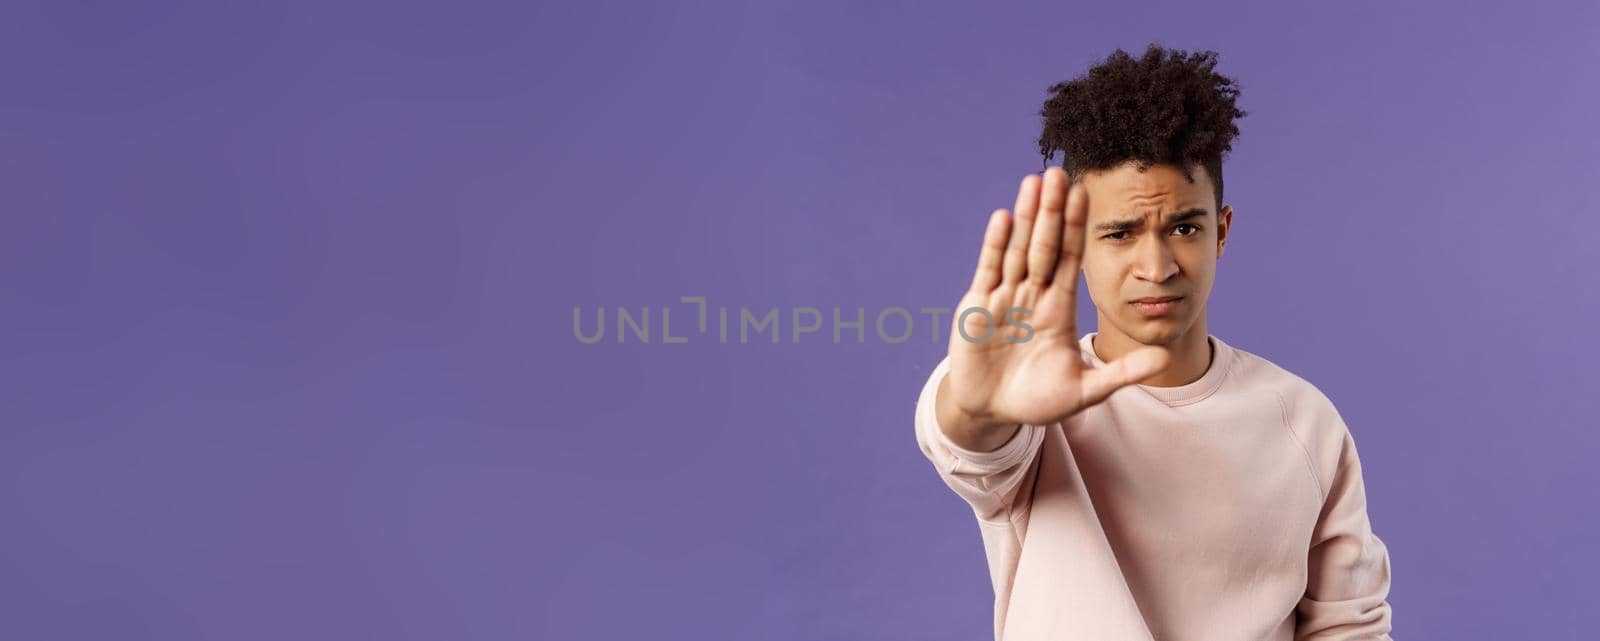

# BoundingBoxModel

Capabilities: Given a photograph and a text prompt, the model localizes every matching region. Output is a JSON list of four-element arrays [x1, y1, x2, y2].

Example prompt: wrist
[[936, 373, 1007, 435]]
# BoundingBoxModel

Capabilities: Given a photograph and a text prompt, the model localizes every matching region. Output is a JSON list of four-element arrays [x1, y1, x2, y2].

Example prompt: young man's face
[[1076, 161, 1233, 347]]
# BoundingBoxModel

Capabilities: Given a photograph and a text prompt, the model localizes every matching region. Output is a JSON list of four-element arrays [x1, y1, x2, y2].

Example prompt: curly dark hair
[[1037, 43, 1246, 209]]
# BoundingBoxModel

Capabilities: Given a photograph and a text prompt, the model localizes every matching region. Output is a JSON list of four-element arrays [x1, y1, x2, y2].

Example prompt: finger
[[1027, 168, 1067, 285], [1080, 347, 1171, 406], [1050, 181, 1089, 298], [1001, 173, 1041, 284], [969, 208, 1011, 293]]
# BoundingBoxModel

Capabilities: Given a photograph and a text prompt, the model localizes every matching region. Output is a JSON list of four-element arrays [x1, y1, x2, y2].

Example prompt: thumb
[[1080, 347, 1172, 407]]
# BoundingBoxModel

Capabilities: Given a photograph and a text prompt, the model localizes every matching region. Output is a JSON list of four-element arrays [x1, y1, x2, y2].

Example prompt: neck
[[1091, 316, 1213, 388]]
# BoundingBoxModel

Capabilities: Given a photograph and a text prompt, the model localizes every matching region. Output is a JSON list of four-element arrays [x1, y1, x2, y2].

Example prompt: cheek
[[1176, 246, 1215, 271], [1079, 262, 1122, 302]]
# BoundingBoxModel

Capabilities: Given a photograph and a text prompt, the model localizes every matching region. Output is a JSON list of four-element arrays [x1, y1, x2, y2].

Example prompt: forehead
[[1078, 162, 1213, 216]]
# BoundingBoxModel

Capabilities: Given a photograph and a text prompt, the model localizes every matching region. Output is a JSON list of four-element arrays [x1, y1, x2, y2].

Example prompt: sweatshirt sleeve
[[1294, 420, 1395, 640], [913, 356, 1047, 524]]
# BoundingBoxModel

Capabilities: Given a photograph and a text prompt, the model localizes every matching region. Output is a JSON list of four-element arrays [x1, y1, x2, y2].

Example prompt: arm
[[915, 168, 1169, 523], [1295, 429, 1395, 640], [914, 356, 1046, 524]]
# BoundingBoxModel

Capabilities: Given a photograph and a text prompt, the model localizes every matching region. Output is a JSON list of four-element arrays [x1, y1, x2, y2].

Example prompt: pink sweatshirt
[[914, 332, 1393, 641]]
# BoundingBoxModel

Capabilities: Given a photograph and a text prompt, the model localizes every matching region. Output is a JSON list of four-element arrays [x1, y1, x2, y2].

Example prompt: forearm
[[935, 371, 1021, 453]]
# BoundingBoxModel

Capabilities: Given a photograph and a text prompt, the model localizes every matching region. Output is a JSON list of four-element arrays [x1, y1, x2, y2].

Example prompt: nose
[[1132, 234, 1179, 283]]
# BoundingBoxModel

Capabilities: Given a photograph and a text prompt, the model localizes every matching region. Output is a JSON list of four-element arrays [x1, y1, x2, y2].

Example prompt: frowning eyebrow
[[1093, 207, 1209, 233]]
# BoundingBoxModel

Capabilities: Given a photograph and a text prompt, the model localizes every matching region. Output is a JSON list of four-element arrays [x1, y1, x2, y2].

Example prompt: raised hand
[[935, 167, 1171, 448]]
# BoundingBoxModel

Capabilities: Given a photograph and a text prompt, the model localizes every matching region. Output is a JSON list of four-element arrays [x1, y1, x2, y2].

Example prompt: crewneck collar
[[1078, 332, 1234, 407]]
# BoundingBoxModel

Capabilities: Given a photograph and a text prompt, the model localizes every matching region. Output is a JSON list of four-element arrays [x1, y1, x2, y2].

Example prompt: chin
[[1126, 319, 1189, 345]]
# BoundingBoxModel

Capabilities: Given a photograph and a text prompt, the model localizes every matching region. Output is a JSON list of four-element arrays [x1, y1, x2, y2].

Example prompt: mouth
[[1129, 296, 1184, 317]]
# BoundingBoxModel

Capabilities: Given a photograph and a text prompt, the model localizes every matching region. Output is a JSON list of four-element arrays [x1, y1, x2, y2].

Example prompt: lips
[[1130, 296, 1183, 317]]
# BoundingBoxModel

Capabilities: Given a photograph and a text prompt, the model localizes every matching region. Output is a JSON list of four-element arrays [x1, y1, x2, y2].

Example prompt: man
[[914, 45, 1394, 640]]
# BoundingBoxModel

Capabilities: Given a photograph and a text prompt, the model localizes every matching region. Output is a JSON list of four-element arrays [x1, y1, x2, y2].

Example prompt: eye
[[1173, 224, 1201, 237], [1103, 231, 1130, 241]]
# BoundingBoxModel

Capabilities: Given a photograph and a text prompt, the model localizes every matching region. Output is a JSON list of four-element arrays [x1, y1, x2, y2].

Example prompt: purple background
[[3, 0, 1596, 638]]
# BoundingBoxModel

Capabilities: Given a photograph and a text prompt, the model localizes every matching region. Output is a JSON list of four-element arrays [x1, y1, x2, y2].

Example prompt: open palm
[[945, 167, 1170, 427]]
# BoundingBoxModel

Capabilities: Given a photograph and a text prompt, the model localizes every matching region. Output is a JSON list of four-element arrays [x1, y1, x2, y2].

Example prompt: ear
[[1216, 205, 1233, 259]]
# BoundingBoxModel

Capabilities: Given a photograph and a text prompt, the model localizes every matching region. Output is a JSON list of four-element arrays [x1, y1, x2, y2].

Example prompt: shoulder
[[1224, 341, 1353, 498], [1226, 345, 1337, 412]]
